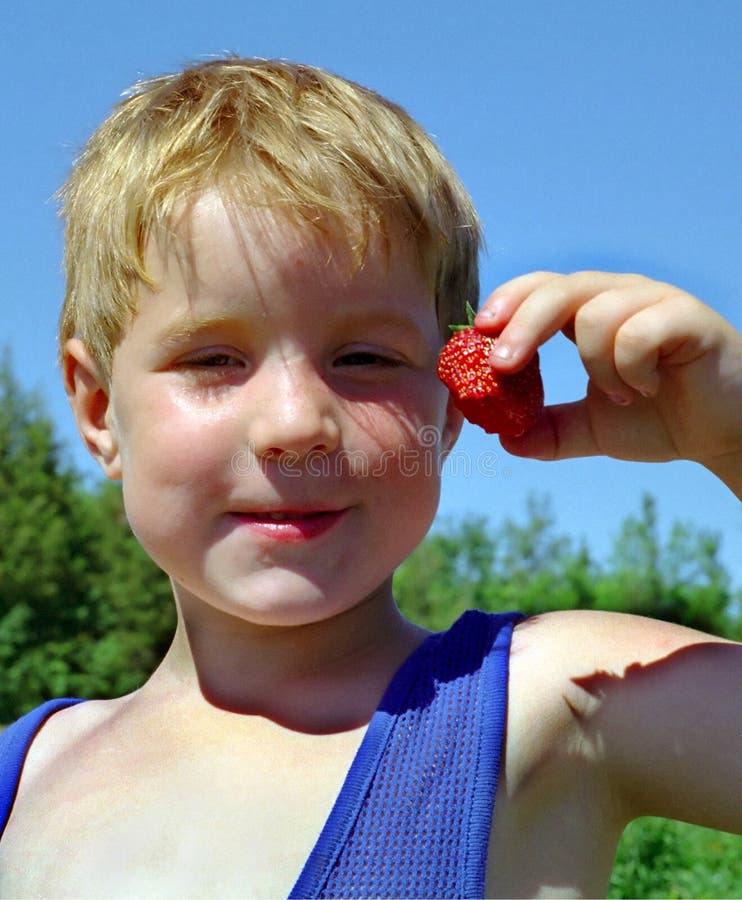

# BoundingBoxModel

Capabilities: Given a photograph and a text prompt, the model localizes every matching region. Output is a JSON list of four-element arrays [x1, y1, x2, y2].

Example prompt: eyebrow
[[340, 309, 430, 339], [155, 307, 432, 351], [157, 315, 244, 348]]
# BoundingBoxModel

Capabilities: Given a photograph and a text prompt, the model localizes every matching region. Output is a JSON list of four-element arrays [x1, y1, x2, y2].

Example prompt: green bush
[[610, 818, 742, 899]]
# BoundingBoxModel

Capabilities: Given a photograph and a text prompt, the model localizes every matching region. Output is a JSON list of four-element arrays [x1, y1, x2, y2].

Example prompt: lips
[[227, 508, 348, 542]]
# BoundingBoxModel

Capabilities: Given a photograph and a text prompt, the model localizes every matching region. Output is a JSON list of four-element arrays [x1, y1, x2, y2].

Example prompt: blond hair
[[58, 57, 481, 377]]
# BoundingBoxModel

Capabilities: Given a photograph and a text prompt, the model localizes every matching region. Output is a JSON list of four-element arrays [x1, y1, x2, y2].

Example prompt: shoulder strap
[[0, 698, 84, 838], [291, 610, 524, 899]]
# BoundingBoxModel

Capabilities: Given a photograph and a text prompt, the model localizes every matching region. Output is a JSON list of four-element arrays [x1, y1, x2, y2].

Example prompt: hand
[[475, 272, 742, 492]]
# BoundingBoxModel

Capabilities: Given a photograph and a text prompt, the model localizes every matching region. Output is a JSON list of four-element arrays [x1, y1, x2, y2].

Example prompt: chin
[[182, 576, 364, 630]]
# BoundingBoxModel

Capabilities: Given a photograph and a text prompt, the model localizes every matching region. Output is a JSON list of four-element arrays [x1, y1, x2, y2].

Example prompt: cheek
[[353, 386, 448, 512], [345, 376, 451, 452], [117, 394, 239, 477], [115, 401, 240, 548], [362, 444, 442, 577]]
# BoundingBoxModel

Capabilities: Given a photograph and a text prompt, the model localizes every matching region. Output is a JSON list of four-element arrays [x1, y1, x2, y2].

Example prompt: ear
[[440, 394, 464, 458], [63, 338, 122, 480]]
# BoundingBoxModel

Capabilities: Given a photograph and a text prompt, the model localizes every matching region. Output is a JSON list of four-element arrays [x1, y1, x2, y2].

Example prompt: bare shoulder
[[512, 607, 733, 665], [17, 696, 130, 787], [504, 610, 741, 833], [506, 609, 735, 760]]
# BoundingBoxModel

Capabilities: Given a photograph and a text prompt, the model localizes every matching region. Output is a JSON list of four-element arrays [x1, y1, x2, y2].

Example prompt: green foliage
[[599, 495, 736, 637], [610, 818, 742, 899], [0, 354, 173, 720], [395, 493, 740, 639]]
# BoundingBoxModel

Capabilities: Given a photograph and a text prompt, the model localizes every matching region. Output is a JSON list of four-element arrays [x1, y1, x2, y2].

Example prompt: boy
[[0, 57, 740, 898]]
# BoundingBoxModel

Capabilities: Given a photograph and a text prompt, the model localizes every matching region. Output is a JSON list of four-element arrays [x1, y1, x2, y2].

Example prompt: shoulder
[[510, 608, 732, 685], [508, 608, 734, 716], [504, 610, 741, 830], [504, 610, 736, 790], [11, 697, 129, 790]]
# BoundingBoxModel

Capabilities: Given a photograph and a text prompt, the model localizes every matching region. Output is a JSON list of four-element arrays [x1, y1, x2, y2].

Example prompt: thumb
[[499, 400, 600, 460]]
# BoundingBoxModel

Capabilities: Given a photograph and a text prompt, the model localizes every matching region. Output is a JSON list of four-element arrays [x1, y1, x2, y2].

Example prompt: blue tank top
[[0, 610, 522, 898]]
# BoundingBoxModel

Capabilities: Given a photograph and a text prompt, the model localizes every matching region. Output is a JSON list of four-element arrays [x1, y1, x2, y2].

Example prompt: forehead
[[133, 191, 437, 339], [145, 191, 423, 299]]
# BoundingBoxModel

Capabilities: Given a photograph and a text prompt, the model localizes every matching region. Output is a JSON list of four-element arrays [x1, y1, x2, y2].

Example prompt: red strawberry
[[437, 311, 544, 436]]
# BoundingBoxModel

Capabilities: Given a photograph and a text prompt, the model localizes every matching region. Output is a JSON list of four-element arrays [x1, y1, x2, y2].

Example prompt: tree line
[[394, 493, 740, 639]]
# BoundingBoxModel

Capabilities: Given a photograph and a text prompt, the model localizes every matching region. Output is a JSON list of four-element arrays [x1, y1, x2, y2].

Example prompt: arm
[[480, 277, 742, 887], [475, 271, 742, 499], [508, 610, 742, 836], [602, 638, 742, 833]]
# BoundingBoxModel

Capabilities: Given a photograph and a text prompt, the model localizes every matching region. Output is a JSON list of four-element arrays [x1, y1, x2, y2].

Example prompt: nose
[[247, 357, 341, 463]]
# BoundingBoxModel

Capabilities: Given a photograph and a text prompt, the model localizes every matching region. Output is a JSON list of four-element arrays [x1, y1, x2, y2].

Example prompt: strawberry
[[437, 305, 544, 436]]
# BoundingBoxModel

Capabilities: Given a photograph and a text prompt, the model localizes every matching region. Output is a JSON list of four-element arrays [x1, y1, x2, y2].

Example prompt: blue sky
[[3, 1, 741, 586]]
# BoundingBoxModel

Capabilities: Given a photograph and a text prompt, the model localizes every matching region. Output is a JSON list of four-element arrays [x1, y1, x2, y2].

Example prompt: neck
[[139, 580, 429, 734]]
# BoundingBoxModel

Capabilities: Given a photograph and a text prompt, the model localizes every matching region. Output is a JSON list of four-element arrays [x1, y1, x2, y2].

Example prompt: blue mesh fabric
[[290, 610, 523, 899]]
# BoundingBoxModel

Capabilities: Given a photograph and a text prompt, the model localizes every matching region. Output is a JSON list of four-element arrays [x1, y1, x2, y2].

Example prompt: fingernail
[[608, 392, 632, 406], [491, 342, 512, 361], [476, 299, 504, 323]]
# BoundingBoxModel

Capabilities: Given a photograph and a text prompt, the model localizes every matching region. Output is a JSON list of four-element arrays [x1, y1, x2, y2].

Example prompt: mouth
[[227, 508, 349, 541]]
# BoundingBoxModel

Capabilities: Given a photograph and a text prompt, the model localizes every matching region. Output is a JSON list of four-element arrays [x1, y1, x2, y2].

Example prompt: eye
[[334, 350, 404, 368], [179, 352, 245, 369], [171, 350, 249, 390]]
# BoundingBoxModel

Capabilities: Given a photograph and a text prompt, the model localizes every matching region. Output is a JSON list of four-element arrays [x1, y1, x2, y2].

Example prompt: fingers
[[500, 393, 664, 462], [573, 285, 667, 404], [498, 401, 597, 461], [475, 271, 710, 405], [475, 270, 741, 468], [611, 293, 720, 398], [580, 289, 720, 402], [475, 272, 651, 373], [474, 271, 557, 337]]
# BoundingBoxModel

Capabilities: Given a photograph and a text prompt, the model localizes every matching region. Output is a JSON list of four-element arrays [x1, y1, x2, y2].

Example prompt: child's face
[[96, 192, 461, 627]]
